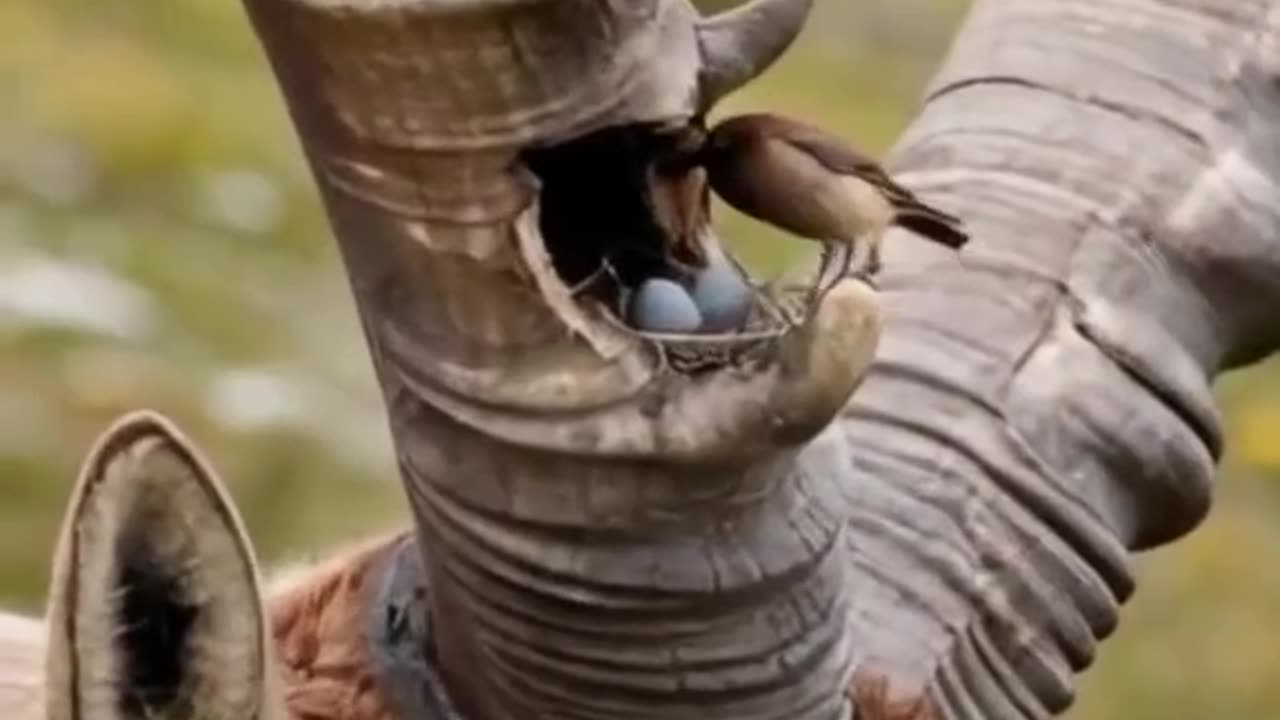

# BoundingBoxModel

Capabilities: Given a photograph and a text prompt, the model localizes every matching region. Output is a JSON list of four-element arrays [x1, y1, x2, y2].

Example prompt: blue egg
[[691, 251, 752, 332], [627, 278, 703, 333]]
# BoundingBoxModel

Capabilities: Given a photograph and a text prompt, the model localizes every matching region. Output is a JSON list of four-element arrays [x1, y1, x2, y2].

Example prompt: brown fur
[[267, 532, 411, 720], [848, 670, 937, 720]]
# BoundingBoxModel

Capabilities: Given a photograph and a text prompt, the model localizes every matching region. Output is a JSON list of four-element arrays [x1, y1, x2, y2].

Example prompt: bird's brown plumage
[[698, 112, 970, 254]]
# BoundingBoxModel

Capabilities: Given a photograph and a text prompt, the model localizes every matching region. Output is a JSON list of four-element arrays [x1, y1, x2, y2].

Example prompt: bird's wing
[[772, 125, 966, 222], [793, 131, 962, 225], [741, 115, 967, 246], [776, 129, 915, 200]]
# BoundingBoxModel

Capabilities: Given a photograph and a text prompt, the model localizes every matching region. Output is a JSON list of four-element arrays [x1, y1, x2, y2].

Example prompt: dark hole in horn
[[114, 530, 199, 718], [521, 123, 699, 308], [521, 120, 782, 341]]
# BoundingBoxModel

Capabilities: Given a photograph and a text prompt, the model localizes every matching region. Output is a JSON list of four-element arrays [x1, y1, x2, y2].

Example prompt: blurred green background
[[3, 1, 1279, 718]]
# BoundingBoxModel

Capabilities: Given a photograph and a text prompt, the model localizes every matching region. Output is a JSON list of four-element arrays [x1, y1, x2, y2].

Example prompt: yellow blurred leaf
[[30, 34, 194, 171], [1233, 403, 1280, 470], [0, 4, 58, 73]]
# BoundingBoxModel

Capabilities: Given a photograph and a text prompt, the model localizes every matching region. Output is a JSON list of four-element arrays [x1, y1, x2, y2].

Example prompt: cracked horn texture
[[225, 0, 1280, 718], [235, 3, 889, 718], [834, 0, 1280, 717], [236, 0, 853, 453]]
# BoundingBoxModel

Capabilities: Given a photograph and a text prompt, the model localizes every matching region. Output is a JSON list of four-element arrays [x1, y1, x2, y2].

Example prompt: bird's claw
[[855, 248, 881, 289], [850, 268, 879, 290], [863, 246, 883, 277], [813, 242, 854, 301]]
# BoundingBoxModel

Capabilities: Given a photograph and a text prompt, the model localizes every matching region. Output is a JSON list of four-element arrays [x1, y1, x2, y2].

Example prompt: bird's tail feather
[[892, 203, 969, 249]]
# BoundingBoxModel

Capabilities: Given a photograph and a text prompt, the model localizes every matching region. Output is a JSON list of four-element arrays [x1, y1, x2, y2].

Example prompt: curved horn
[[696, 0, 816, 110], [43, 410, 288, 720]]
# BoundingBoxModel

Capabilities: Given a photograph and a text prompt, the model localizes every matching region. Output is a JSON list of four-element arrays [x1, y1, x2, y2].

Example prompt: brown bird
[[693, 112, 969, 278], [645, 123, 716, 272]]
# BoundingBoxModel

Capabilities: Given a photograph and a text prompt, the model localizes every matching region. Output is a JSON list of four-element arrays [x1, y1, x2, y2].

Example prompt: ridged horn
[[696, 0, 816, 109]]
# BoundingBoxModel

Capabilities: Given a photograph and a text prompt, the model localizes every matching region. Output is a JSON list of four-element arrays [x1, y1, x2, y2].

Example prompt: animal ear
[[43, 410, 289, 720]]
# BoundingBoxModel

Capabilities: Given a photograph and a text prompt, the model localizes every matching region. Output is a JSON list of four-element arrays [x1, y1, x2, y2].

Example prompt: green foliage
[[3, 1, 1279, 717], [0, 0, 405, 613]]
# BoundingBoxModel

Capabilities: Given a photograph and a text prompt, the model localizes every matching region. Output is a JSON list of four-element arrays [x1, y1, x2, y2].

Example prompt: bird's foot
[[859, 242, 883, 275], [865, 254, 883, 277], [850, 269, 879, 291], [813, 242, 854, 300], [841, 243, 880, 290], [855, 248, 881, 288]]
